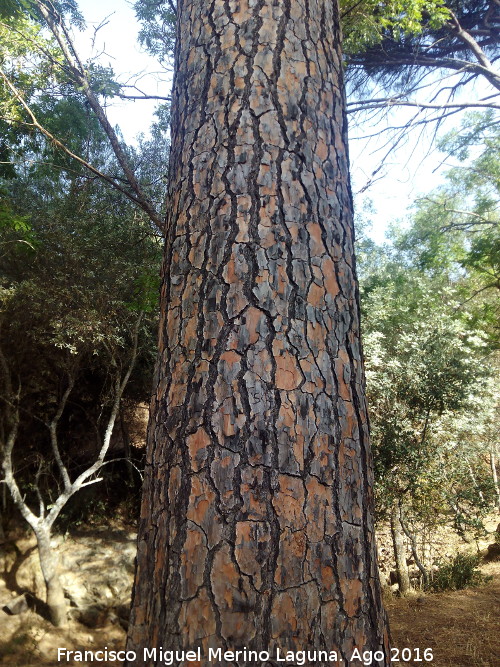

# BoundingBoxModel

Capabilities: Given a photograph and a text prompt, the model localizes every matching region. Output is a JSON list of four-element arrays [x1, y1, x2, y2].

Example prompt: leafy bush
[[429, 553, 486, 592]]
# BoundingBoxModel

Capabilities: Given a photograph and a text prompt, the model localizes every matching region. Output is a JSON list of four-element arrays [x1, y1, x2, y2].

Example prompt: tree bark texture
[[35, 528, 67, 627], [127, 0, 390, 664]]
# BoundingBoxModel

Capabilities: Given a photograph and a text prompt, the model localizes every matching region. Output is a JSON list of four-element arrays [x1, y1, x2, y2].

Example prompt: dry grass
[[0, 614, 126, 666], [386, 562, 500, 667]]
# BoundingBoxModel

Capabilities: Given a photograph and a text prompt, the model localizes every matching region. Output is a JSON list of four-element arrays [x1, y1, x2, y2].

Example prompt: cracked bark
[[126, 0, 390, 664]]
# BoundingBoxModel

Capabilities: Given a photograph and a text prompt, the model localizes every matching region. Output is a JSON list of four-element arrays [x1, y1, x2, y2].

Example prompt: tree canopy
[[358, 111, 499, 562]]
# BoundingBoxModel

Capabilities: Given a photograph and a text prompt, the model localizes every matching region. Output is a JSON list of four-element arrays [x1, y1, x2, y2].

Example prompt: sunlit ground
[[1, 544, 499, 666]]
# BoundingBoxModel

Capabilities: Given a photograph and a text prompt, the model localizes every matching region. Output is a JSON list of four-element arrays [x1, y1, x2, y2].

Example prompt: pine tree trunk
[[127, 0, 390, 663], [390, 505, 411, 596]]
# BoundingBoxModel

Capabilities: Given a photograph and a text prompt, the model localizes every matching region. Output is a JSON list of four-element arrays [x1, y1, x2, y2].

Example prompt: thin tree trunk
[[390, 505, 411, 596], [127, 0, 390, 663], [490, 446, 500, 513], [120, 408, 135, 485], [467, 462, 484, 503], [399, 511, 429, 589], [35, 527, 67, 627]]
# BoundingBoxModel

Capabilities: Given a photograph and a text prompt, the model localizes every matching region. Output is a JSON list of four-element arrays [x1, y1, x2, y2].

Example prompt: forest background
[[0, 0, 499, 663]]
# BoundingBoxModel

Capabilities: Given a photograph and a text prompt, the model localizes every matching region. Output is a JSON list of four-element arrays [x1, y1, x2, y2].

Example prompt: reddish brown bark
[[127, 0, 390, 664]]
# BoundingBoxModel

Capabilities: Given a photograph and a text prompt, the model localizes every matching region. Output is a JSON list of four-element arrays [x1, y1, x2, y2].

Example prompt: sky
[[74, 0, 166, 136], [74, 0, 470, 243]]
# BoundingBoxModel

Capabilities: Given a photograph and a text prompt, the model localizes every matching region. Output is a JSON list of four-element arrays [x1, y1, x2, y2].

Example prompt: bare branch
[[350, 54, 499, 82], [47, 374, 74, 492], [79, 477, 104, 488], [1, 401, 40, 530], [34, 459, 46, 519], [116, 92, 171, 101], [455, 283, 500, 313], [447, 11, 500, 91], [347, 98, 500, 114], [45, 312, 144, 527], [97, 456, 144, 481]]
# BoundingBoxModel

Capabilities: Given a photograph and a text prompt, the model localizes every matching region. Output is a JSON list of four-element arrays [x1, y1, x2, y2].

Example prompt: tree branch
[[347, 98, 500, 114], [116, 93, 171, 101], [34, 458, 46, 519], [34, 1, 163, 229], [399, 504, 429, 588], [349, 53, 500, 90], [45, 312, 144, 527], [1, 399, 40, 530], [0, 67, 154, 210], [447, 11, 500, 91], [47, 373, 74, 492]]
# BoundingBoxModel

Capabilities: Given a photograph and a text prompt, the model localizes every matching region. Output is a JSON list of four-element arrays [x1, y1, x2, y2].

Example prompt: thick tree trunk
[[390, 505, 410, 596], [35, 527, 67, 627], [127, 0, 390, 664]]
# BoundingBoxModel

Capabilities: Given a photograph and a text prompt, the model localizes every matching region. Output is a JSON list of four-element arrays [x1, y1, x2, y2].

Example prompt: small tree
[[0, 149, 161, 624], [0, 314, 142, 626], [360, 234, 497, 592]]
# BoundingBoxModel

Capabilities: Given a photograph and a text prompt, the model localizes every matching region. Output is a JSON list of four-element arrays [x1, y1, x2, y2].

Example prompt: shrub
[[429, 553, 486, 592]]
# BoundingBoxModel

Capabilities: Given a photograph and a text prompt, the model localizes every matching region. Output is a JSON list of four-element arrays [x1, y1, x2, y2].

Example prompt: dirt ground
[[1, 562, 499, 666], [386, 561, 500, 667]]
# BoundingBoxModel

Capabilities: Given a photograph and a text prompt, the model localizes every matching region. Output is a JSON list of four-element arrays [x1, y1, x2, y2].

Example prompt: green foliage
[[0, 111, 162, 512], [129, 271, 161, 314], [0, 0, 170, 532], [341, 0, 450, 56], [367, 286, 495, 534], [134, 0, 176, 66], [429, 553, 487, 591], [396, 111, 500, 348], [359, 110, 500, 545], [133, 0, 451, 64], [1, 180, 161, 361], [0, 196, 32, 238], [0, 4, 133, 181], [0, 0, 22, 18], [345, 0, 499, 147], [0, 10, 89, 176], [362, 265, 492, 512], [84, 64, 121, 98], [0, 0, 84, 26]]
